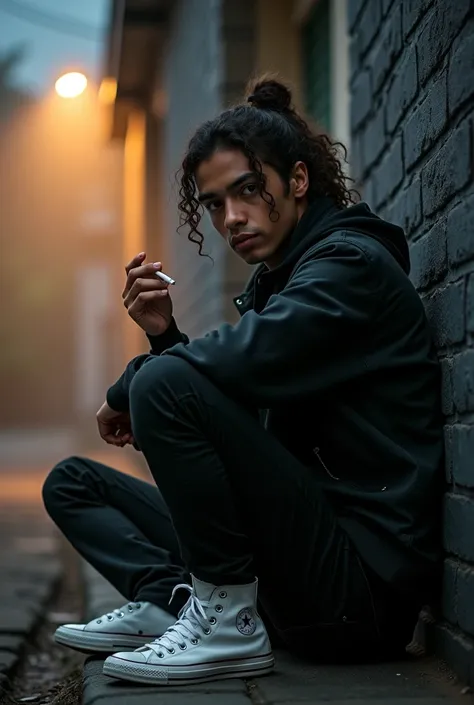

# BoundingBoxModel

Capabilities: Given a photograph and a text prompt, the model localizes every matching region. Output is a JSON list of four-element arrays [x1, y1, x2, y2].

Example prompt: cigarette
[[155, 271, 176, 285]]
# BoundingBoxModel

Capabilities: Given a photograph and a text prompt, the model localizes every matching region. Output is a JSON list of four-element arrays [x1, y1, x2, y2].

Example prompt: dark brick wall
[[349, 0, 474, 686]]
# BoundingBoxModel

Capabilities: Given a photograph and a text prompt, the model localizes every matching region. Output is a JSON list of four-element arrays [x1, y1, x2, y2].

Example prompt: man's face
[[195, 149, 308, 268]]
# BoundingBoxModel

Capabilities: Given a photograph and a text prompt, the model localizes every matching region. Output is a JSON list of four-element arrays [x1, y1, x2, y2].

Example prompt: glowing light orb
[[55, 72, 88, 98]]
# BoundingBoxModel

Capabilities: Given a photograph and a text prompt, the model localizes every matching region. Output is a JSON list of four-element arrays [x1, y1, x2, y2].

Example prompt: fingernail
[[153, 262, 161, 268], [139, 252, 145, 257]]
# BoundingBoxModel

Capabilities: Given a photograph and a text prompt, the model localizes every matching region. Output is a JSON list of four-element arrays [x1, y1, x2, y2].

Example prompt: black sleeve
[[107, 242, 377, 412], [146, 317, 189, 354], [163, 242, 377, 408]]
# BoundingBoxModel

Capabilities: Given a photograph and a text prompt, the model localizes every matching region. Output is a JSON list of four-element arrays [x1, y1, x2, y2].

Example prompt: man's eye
[[207, 201, 222, 212], [241, 184, 258, 196]]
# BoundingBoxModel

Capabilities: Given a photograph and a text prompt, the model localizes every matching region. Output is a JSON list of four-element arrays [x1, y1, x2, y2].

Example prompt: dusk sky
[[0, 0, 110, 95]]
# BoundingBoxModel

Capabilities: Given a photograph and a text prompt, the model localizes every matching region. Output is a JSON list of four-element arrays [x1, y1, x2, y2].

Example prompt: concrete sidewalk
[[0, 502, 60, 694], [81, 566, 469, 705]]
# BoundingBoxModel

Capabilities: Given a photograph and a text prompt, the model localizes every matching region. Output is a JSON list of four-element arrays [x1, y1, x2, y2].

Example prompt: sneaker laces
[[97, 602, 141, 623], [140, 584, 210, 656]]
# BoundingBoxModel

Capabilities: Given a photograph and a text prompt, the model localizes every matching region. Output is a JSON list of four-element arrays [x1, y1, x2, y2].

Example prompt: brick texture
[[350, 0, 474, 687]]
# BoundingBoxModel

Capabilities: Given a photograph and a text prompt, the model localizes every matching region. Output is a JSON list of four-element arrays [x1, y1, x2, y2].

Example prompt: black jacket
[[108, 198, 444, 600]]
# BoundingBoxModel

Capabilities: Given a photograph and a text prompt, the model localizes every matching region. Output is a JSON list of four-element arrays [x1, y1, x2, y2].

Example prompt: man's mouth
[[231, 232, 260, 250]]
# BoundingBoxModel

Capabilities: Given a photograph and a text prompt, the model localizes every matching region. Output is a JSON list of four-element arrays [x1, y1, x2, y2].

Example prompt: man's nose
[[224, 201, 247, 231]]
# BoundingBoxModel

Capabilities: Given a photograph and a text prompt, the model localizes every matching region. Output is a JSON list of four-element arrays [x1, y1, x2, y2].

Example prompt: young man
[[43, 78, 443, 687]]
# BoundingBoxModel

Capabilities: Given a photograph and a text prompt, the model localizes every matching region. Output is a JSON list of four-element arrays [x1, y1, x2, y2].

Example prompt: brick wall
[[349, 0, 474, 685]]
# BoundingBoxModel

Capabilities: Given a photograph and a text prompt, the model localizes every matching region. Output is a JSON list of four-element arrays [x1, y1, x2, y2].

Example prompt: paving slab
[[253, 651, 452, 702], [0, 649, 19, 675], [0, 607, 40, 635], [0, 635, 25, 653], [276, 701, 449, 705], [84, 657, 250, 705], [82, 651, 462, 705], [0, 496, 61, 697], [0, 672, 8, 691], [5, 559, 60, 575]]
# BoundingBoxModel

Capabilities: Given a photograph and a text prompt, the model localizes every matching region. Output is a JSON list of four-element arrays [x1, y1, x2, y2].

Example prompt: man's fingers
[[125, 252, 146, 276], [122, 262, 163, 299], [127, 289, 169, 316], [97, 420, 122, 446], [100, 431, 123, 446], [96, 404, 133, 448], [123, 280, 169, 309]]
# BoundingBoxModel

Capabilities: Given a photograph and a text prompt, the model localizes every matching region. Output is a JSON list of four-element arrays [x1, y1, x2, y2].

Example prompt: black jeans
[[43, 356, 417, 661]]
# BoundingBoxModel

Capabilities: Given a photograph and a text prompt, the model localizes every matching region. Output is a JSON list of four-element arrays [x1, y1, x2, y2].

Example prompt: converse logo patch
[[236, 608, 256, 635]]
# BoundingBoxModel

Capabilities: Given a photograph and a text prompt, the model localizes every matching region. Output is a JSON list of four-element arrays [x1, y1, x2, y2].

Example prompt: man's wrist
[[144, 322, 171, 337], [106, 385, 129, 413], [147, 318, 184, 353]]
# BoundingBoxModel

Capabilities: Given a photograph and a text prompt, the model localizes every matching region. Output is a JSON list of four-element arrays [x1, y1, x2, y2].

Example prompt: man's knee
[[130, 356, 196, 415], [42, 455, 86, 518]]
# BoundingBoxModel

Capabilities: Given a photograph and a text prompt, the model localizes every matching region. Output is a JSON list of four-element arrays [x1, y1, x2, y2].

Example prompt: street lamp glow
[[55, 72, 88, 98]]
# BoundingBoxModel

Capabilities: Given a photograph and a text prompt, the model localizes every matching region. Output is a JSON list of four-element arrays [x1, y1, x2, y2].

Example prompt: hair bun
[[247, 78, 292, 112]]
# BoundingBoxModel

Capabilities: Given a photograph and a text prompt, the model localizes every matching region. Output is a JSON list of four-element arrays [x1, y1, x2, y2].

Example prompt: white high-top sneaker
[[103, 577, 274, 685], [54, 601, 176, 653]]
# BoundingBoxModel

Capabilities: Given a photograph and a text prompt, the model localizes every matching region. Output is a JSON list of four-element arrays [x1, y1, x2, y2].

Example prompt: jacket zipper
[[313, 447, 340, 481], [313, 447, 388, 492]]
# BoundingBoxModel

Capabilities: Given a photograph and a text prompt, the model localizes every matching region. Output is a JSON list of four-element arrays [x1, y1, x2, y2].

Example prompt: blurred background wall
[[0, 0, 125, 460]]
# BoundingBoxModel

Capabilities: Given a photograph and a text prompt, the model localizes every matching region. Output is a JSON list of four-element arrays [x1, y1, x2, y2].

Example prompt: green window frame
[[302, 0, 331, 132]]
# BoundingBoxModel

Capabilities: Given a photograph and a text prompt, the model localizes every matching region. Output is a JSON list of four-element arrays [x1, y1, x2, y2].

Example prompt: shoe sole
[[102, 653, 275, 685], [54, 627, 153, 654]]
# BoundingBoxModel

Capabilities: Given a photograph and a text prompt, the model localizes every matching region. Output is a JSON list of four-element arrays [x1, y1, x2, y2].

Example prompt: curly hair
[[177, 75, 358, 255]]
